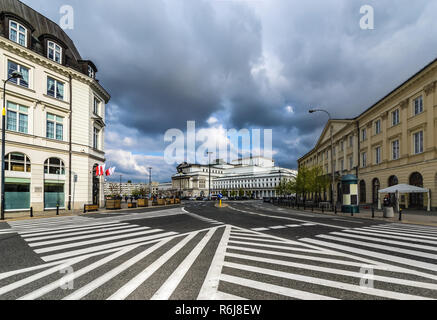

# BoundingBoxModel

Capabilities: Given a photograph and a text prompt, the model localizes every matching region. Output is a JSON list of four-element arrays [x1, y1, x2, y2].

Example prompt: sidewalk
[[272, 204, 437, 227], [0, 202, 182, 223]]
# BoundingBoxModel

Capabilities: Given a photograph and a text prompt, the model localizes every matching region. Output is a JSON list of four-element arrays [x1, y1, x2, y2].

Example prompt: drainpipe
[[356, 120, 360, 179], [68, 74, 72, 210]]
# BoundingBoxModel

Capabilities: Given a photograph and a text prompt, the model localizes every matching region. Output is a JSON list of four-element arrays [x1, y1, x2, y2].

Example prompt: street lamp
[[1, 71, 23, 220], [148, 167, 152, 199], [207, 151, 213, 200], [309, 108, 335, 211]]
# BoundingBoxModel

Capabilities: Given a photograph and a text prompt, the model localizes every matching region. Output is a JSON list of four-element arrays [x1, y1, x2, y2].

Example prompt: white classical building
[[172, 157, 297, 198], [0, 0, 110, 212]]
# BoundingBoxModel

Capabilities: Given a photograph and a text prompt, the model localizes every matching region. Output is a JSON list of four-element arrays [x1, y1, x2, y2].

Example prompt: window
[[362, 152, 367, 168], [375, 147, 381, 164], [93, 127, 100, 149], [341, 160, 344, 171], [414, 96, 423, 115], [349, 156, 353, 170], [93, 97, 100, 115], [88, 65, 95, 79], [8, 61, 29, 88], [362, 128, 367, 141], [349, 135, 353, 147], [375, 120, 381, 135], [9, 20, 27, 46], [392, 140, 400, 160], [6, 102, 28, 133], [392, 109, 400, 126], [5, 153, 31, 172], [414, 131, 424, 154], [46, 114, 64, 140], [47, 77, 64, 100], [341, 141, 344, 151], [44, 158, 65, 175], [47, 41, 62, 64]]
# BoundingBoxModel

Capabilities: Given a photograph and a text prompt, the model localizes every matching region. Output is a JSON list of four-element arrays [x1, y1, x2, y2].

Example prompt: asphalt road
[[0, 200, 437, 300]]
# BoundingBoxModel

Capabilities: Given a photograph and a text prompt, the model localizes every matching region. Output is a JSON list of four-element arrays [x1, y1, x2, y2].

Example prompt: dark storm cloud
[[21, 0, 437, 180]]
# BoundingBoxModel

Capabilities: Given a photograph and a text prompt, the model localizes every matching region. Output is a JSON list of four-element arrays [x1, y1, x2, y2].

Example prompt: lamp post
[[1, 71, 23, 220], [207, 151, 213, 200], [309, 108, 335, 211], [119, 175, 122, 198], [148, 167, 152, 199]]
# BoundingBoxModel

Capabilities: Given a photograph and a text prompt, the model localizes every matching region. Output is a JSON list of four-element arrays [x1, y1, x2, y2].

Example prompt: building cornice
[[0, 37, 111, 103]]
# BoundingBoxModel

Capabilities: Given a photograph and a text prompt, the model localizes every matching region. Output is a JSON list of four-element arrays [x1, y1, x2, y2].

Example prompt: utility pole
[[207, 152, 213, 199], [148, 167, 152, 198], [119, 175, 122, 197]]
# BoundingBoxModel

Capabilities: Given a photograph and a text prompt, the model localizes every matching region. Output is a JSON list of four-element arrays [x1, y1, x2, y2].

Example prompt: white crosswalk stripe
[[1, 224, 437, 300]]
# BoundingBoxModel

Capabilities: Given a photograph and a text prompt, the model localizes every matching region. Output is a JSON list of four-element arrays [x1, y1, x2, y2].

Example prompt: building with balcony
[[0, 0, 110, 212], [298, 58, 437, 211]]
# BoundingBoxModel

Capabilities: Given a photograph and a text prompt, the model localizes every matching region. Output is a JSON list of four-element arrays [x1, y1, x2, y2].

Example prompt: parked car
[[221, 196, 229, 201], [202, 197, 209, 201], [189, 197, 197, 201], [196, 197, 203, 201]]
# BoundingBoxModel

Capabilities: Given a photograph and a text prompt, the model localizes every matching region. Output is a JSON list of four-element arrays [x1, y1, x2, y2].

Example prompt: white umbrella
[[378, 184, 430, 212]]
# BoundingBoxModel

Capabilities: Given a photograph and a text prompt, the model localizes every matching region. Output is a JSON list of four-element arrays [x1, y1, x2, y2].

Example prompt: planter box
[[138, 199, 149, 207], [128, 202, 137, 209], [157, 199, 165, 206], [106, 199, 121, 210]]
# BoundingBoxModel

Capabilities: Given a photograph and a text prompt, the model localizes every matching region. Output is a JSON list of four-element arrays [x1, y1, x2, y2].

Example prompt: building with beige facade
[[298, 58, 437, 211], [0, 0, 110, 212]]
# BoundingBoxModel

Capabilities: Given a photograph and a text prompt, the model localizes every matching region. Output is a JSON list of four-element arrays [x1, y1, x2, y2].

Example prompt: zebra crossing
[[182, 207, 224, 226], [251, 223, 317, 231], [1, 222, 437, 300]]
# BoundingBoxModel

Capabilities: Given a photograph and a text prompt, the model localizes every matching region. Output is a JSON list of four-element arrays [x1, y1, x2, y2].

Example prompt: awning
[[377, 184, 431, 212], [378, 184, 429, 194]]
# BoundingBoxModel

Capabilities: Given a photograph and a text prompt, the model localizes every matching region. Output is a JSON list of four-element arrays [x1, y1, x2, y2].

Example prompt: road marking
[[300, 238, 437, 274], [23, 224, 138, 242], [41, 231, 177, 262], [226, 252, 437, 291], [220, 274, 336, 300], [333, 219, 363, 224], [223, 262, 433, 300], [34, 229, 164, 254], [28, 226, 152, 247], [251, 228, 269, 231], [269, 226, 287, 230], [342, 229, 437, 245], [198, 226, 231, 300], [107, 230, 201, 300], [20, 222, 129, 237], [151, 227, 218, 300], [286, 224, 300, 228]]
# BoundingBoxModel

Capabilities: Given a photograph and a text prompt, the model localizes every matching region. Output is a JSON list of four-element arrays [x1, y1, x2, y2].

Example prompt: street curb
[[0, 204, 182, 223], [269, 204, 437, 227]]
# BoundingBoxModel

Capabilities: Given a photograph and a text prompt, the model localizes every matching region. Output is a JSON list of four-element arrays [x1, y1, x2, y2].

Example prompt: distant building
[[172, 157, 297, 198], [104, 181, 159, 197]]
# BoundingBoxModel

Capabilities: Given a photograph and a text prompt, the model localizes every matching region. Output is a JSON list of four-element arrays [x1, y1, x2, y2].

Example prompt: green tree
[[238, 188, 245, 197]]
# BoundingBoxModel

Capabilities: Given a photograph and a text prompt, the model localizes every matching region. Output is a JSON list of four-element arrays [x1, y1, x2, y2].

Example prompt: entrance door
[[409, 172, 424, 208], [44, 183, 65, 209]]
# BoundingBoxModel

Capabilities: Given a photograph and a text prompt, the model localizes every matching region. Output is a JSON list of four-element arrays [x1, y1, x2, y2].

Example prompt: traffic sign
[[218, 193, 223, 199]]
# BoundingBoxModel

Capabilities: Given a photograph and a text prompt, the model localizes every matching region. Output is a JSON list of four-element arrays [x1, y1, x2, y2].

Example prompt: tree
[[238, 188, 245, 197], [221, 189, 228, 196], [108, 183, 120, 198]]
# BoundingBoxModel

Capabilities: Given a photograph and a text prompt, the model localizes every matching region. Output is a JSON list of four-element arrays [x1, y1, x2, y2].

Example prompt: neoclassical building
[[298, 57, 437, 211], [0, 0, 110, 212], [172, 157, 297, 199]]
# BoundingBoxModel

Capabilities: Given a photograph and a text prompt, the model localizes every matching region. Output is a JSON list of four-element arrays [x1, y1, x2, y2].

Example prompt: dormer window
[[9, 20, 27, 46], [47, 41, 62, 64], [88, 65, 95, 79]]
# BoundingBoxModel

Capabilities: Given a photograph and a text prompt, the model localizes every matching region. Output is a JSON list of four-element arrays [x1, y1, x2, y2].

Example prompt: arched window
[[372, 178, 380, 205], [44, 158, 65, 175], [9, 20, 27, 46], [47, 41, 62, 64], [388, 175, 399, 187], [359, 180, 366, 204], [409, 172, 424, 208], [5, 153, 31, 172]]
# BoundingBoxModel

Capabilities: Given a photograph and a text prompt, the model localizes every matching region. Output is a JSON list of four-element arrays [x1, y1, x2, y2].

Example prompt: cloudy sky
[[22, 0, 437, 182]]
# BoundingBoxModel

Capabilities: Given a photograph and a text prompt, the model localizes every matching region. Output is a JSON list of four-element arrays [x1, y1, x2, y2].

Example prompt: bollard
[[84, 204, 87, 214], [399, 208, 402, 221], [56, 205, 59, 216], [30, 207, 33, 218], [372, 206, 375, 219], [312, 205, 314, 212], [334, 205, 337, 215], [303, 203, 306, 211], [322, 206, 324, 214]]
